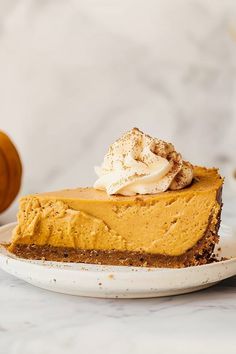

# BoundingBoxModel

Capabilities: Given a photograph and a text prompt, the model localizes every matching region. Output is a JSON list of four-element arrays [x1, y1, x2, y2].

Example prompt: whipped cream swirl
[[94, 128, 193, 196]]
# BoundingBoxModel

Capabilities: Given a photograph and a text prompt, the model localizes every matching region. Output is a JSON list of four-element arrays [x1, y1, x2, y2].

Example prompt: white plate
[[0, 222, 236, 298]]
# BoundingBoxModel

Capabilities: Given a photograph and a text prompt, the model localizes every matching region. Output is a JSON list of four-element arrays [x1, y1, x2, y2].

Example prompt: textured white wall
[[1, 0, 236, 221]]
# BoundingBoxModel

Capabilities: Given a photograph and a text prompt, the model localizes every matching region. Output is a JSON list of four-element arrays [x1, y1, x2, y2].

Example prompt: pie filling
[[8, 169, 222, 268]]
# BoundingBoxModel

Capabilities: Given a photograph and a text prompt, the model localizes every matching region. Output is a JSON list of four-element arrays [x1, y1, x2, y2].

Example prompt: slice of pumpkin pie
[[8, 128, 223, 268]]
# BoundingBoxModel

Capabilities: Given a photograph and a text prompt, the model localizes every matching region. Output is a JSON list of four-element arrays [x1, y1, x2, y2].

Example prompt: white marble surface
[[0, 197, 235, 354]]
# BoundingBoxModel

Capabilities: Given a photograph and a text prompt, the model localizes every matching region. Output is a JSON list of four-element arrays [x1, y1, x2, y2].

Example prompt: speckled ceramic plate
[[0, 222, 236, 298]]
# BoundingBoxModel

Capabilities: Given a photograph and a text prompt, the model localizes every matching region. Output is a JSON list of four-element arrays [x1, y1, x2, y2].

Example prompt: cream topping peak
[[94, 128, 193, 196]]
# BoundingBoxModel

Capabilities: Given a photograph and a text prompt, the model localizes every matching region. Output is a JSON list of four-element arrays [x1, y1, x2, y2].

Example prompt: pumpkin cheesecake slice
[[8, 128, 223, 268]]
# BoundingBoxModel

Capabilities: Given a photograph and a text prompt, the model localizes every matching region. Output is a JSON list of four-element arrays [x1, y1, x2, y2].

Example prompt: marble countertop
[[0, 195, 235, 354]]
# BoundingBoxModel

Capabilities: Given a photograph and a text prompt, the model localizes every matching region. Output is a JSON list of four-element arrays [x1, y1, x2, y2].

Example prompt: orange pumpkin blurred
[[0, 131, 22, 213]]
